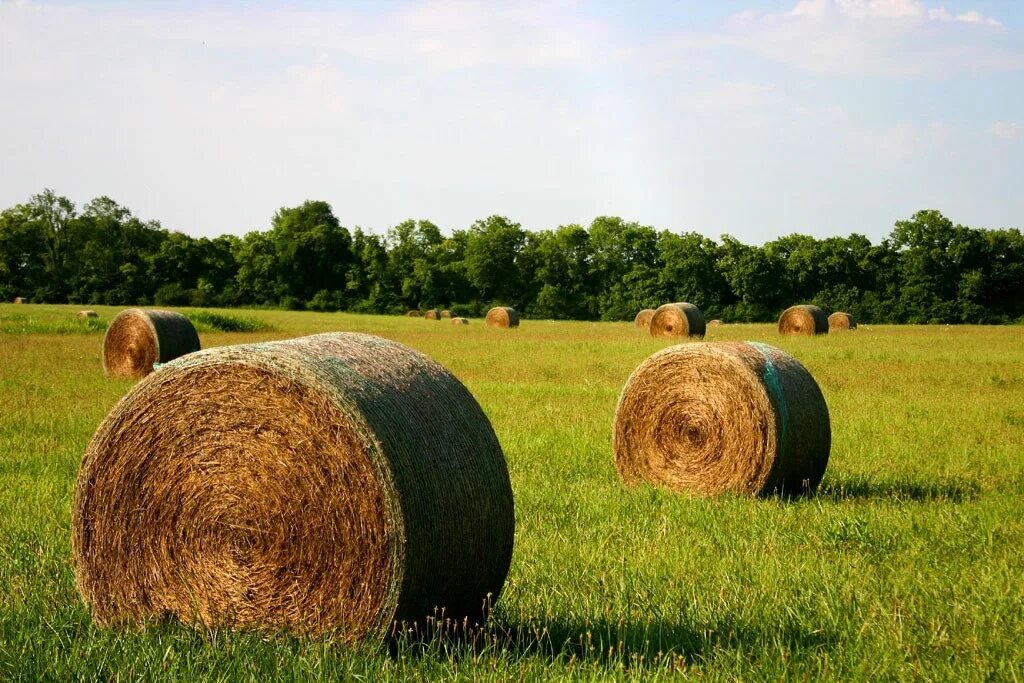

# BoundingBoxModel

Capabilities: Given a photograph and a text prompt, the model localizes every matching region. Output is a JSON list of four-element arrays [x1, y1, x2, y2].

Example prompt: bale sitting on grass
[[634, 309, 655, 329], [77, 311, 98, 319], [440, 310, 452, 319], [485, 307, 519, 328], [451, 317, 469, 325], [424, 309, 441, 320], [406, 310, 421, 317], [102, 309, 200, 379], [828, 311, 857, 331], [13, 297, 24, 304], [72, 333, 515, 640], [649, 303, 705, 339], [613, 341, 830, 497], [778, 305, 829, 336]]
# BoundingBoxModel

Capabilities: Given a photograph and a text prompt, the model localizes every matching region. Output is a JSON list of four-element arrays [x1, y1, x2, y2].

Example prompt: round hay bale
[[440, 310, 452, 319], [102, 309, 200, 379], [406, 310, 421, 317], [828, 311, 856, 331], [485, 307, 519, 328], [613, 341, 830, 497], [13, 297, 25, 304], [778, 305, 828, 336], [72, 332, 515, 639], [708, 319, 723, 328], [649, 303, 705, 339], [451, 317, 469, 325], [77, 310, 98, 319], [633, 309, 655, 329], [424, 309, 441, 320]]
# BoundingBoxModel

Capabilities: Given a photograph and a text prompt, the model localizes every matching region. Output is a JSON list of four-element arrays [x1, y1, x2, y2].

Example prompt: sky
[[1, 0, 1022, 243]]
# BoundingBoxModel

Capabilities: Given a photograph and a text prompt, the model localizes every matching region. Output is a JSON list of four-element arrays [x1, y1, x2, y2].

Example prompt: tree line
[[1, 189, 1022, 324]]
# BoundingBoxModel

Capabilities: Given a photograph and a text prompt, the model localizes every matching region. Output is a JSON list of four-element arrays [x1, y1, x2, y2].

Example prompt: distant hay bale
[[633, 309, 655, 329], [13, 297, 24, 304], [649, 303, 705, 339], [72, 332, 515, 640], [485, 307, 519, 328], [440, 310, 452, 319], [451, 317, 469, 325], [708, 319, 723, 328], [102, 309, 200, 379], [77, 310, 98, 319], [406, 310, 421, 317], [613, 341, 831, 497], [778, 305, 829, 336], [828, 312, 856, 331], [424, 309, 441, 320]]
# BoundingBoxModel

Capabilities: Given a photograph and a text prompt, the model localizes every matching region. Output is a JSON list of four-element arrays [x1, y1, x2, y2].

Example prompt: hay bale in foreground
[[406, 310, 421, 317], [424, 309, 441, 320], [77, 310, 98, 319], [102, 309, 200, 379], [451, 317, 469, 325], [634, 309, 655, 329], [13, 297, 24, 304], [828, 311, 856, 331], [649, 303, 705, 339], [72, 332, 515, 639], [778, 305, 828, 336], [485, 307, 519, 328], [440, 310, 452, 319], [613, 341, 830, 497]]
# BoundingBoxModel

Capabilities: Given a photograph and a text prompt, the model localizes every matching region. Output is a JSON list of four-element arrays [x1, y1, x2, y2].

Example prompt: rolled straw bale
[[406, 310, 421, 317], [451, 317, 469, 325], [778, 305, 828, 336], [828, 311, 856, 331], [13, 297, 24, 304], [102, 309, 200, 379], [72, 332, 515, 639], [708, 319, 723, 328], [649, 303, 705, 339], [634, 309, 655, 329], [424, 309, 441, 320], [613, 341, 830, 497], [440, 310, 452, 319], [77, 310, 98, 319], [485, 307, 519, 328]]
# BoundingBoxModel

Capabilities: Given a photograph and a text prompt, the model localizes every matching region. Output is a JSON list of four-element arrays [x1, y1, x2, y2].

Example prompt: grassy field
[[1, 304, 1023, 681]]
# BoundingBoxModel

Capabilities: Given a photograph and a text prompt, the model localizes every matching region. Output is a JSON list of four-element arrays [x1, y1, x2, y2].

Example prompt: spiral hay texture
[[649, 303, 705, 339], [828, 312, 856, 331], [102, 309, 200, 379], [72, 332, 515, 640], [451, 317, 469, 325], [485, 307, 519, 328], [613, 341, 830, 497], [424, 309, 441, 320], [77, 310, 98, 319], [778, 305, 829, 336], [634, 309, 655, 329]]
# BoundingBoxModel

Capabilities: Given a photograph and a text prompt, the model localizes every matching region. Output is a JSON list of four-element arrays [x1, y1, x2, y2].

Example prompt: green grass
[[1, 304, 1023, 680]]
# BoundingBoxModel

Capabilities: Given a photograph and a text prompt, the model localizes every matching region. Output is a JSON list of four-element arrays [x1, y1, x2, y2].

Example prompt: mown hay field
[[1, 304, 1023, 681]]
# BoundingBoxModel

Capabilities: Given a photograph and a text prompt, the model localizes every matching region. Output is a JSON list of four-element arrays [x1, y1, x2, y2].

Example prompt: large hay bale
[[649, 303, 705, 339], [72, 332, 515, 639], [77, 310, 98, 319], [440, 310, 452, 319], [613, 341, 830, 497], [451, 317, 469, 325], [778, 305, 828, 336], [406, 310, 421, 317], [485, 307, 519, 328], [633, 309, 655, 329], [13, 297, 24, 304], [102, 309, 200, 379], [424, 309, 441, 320], [828, 311, 856, 331]]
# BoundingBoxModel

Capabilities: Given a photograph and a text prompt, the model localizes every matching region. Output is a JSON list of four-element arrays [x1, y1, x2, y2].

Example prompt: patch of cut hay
[[649, 303, 705, 339], [828, 311, 857, 331], [72, 332, 515, 640], [613, 341, 830, 497], [633, 309, 655, 329], [102, 309, 200, 379], [778, 305, 829, 336], [485, 307, 519, 328]]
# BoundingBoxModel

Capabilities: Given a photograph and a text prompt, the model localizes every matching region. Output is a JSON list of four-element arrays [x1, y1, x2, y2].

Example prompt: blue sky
[[1, 0, 1021, 242]]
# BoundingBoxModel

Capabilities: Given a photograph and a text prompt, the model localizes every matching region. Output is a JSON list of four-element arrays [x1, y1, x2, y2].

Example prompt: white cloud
[[677, 82, 780, 115], [990, 122, 1021, 140]]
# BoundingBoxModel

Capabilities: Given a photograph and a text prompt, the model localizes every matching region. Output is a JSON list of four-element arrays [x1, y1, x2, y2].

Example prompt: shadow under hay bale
[[72, 332, 515, 640], [633, 309, 655, 329], [102, 309, 200, 379], [613, 341, 830, 497], [649, 303, 705, 339], [486, 307, 519, 328], [778, 305, 829, 336], [77, 310, 98, 319], [828, 311, 857, 331]]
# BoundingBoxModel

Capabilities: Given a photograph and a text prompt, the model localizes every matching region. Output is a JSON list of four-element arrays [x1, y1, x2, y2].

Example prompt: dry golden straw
[[708, 319, 723, 328], [614, 341, 830, 497], [828, 311, 857, 331], [13, 297, 24, 304], [77, 310, 99, 319], [778, 305, 829, 336], [424, 309, 441, 320], [634, 309, 655, 329], [649, 303, 705, 339], [485, 307, 519, 328], [451, 317, 469, 325], [406, 310, 421, 317], [440, 310, 452, 319], [102, 309, 200, 379], [72, 332, 515, 640]]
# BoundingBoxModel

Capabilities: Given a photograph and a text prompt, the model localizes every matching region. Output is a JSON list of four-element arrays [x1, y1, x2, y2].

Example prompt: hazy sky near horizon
[[1, 0, 1022, 242]]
